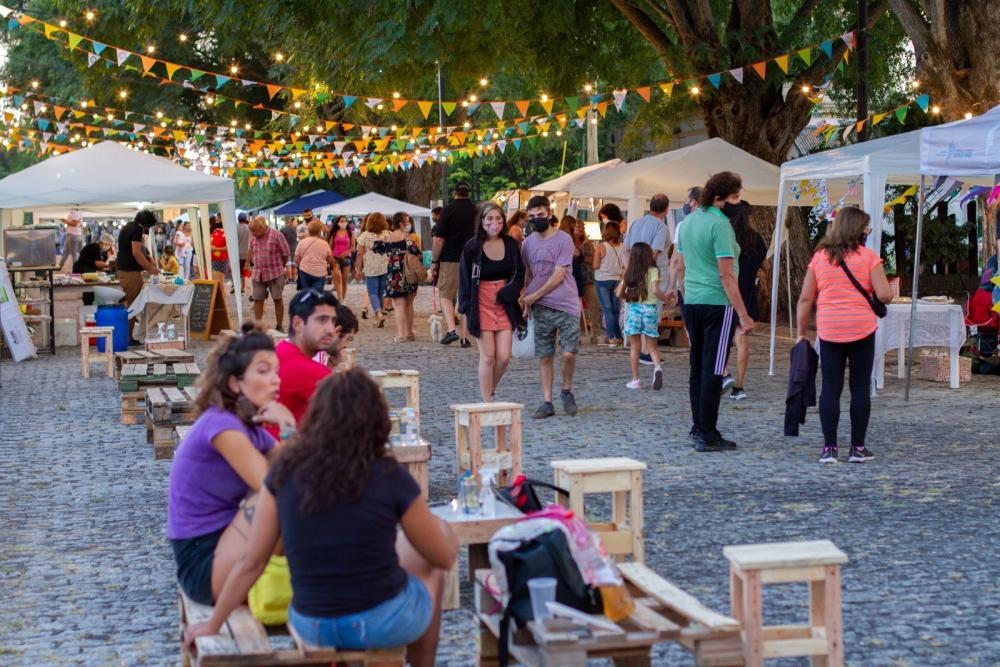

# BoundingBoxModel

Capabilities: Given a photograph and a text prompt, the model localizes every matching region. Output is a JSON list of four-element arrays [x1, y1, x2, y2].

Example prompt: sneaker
[[692, 432, 725, 452], [708, 430, 738, 449], [440, 330, 459, 345], [532, 401, 555, 419], [638, 352, 654, 365], [460, 338, 471, 348], [848, 446, 874, 462], [652, 367, 663, 390], [730, 387, 747, 400], [626, 379, 643, 389], [560, 389, 578, 416], [722, 374, 735, 390], [819, 445, 839, 463]]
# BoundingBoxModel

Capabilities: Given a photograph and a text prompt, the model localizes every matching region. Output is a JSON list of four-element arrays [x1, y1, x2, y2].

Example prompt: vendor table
[[875, 303, 966, 389], [127, 282, 194, 344]]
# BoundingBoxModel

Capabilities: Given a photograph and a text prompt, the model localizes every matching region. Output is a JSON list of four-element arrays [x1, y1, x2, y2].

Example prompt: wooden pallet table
[[145, 386, 200, 459], [119, 362, 200, 392], [474, 568, 681, 667], [114, 349, 195, 378], [120, 390, 146, 425]]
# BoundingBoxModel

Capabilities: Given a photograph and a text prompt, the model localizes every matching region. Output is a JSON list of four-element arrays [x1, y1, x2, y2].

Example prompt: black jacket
[[784, 340, 818, 436], [457, 235, 526, 338]]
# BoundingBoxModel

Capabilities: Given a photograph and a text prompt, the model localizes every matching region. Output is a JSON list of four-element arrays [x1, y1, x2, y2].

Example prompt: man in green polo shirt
[[674, 171, 755, 452]]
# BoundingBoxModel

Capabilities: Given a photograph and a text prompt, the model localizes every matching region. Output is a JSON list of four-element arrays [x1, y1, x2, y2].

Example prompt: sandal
[[404, 333, 416, 341], [376, 313, 386, 328]]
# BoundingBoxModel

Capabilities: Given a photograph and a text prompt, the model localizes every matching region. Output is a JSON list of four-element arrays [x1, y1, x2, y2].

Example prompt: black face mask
[[530, 216, 550, 233], [721, 202, 742, 218], [859, 232, 869, 246]]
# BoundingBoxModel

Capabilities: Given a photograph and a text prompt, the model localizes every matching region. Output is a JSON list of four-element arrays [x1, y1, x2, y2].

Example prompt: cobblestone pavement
[[1, 285, 998, 666]]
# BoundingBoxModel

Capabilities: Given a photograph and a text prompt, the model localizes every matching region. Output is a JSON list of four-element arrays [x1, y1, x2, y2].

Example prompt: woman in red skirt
[[458, 203, 526, 401]]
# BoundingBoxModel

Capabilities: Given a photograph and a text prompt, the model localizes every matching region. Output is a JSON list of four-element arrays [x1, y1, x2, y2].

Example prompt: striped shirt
[[809, 246, 882, 343]]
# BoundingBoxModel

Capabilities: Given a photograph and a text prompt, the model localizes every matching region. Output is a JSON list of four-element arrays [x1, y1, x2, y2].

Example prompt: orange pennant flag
[[140, 56, 156, 73], [393, 99, 408, 112], [266, 84, 282, 100], [353, 140, 368, 153], [515, 100, 530, 117], [359, 165, 369, 177], [855, 120, 866, 133], [774, 55, 790, 74], [636, 86, 651, 102], [751, 61, 767, 79], [53, 106, 67, 120], [417, 101, 434, 119], [596, 101, 609, 117]]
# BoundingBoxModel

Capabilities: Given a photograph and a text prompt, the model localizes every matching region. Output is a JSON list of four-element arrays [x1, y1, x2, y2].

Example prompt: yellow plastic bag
[[248, 555, 292, 625]]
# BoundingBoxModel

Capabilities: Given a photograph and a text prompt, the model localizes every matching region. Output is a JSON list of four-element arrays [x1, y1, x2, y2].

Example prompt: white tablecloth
[[875, 303, 966, 388], [126, 283, 195, 318]]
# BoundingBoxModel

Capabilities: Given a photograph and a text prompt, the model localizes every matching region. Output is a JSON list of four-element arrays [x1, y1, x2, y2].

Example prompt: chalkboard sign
[[189, 280, 218, 340]]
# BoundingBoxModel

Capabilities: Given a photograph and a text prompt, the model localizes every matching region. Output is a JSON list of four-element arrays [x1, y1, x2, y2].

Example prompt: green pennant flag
[[565, 96, 579, 112], [895, 106, 908, 123], [797, 47, 812, 66], [442, 102, 457, 116], [190, 69, 205, 82], [68, 33, 84, 50]]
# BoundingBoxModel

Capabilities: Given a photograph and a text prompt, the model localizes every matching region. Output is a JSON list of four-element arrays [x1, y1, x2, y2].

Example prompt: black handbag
[[840, 262, 887, 318], [496, 475, 568, 513]]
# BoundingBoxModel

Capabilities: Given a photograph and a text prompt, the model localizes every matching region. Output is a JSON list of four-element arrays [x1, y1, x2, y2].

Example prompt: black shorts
[[170, 527, 224, 605]]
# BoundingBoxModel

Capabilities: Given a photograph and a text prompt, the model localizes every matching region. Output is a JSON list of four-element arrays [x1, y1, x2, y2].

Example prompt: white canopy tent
[[314, 192, 432, 219], [767, 116, 999, 385], [531, 158, 624, 193], [568, 138, 781, 223], [0, 141, 243, 323]]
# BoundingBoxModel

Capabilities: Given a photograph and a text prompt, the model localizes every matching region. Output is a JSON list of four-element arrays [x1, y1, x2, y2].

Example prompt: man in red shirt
[[268, 289, 339, 438]]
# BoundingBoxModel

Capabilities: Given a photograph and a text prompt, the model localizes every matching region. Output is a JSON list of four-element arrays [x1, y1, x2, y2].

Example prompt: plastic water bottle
[[479, 468, 497, 518], [402, 407, 419, 445], [457, 471, 479, 515]]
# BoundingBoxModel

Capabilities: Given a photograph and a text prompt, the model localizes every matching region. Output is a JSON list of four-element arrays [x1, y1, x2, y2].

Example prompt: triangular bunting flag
[[43, 22, 58, 38], [707, 73, 722, 89], [565, 96, 579, 112], [636, 87, 651, 102], [515, 100, 530, 117], [115, 48, 131, 67], [728, 68, 744, 85], [751, 61, 767, 79], [87, 53, 99, 68], [895, 106, 908, 124], [140, 56, 156, 73], [872, 113, 886, 126], [365, 98, 382, 109], [797, 47, 812, 66], [416, 100, 434, 119], [612, 89, 627, 111], [266, 84, 282, 100], [775, 55, 790, 74], [596, 101, 609, 117], [442, 101, 457, 116], [855, 120, 865, 133], [490, 101, 506, 119], [68, 33, 83, 50], [659, 82, 674, 97], [466, 103, 480, 115], [342, 95, 357, 109], [190, 69, 205, 82], [842, 31, 856, 49], [163, 62, 180, 80], [819, 41, 833, 59], [842, 124, 853, 141], [915, 93, 930, 112]]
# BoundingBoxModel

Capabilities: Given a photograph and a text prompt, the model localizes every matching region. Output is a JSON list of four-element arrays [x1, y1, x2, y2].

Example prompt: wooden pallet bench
[[114, 349, 195, 378], [619, 562, 743, 666], [474, 568, 681, 667], [120, 390, 146, 425], [146, 386, 200, 459], [119, 362, 200, 392], [179, 591, 405, 666]]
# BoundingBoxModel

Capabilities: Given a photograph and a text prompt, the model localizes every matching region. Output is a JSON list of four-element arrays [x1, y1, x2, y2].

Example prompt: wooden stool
[[372, 370, 420, 425], [723, 540, 848, 667], [550, 457, 647, 562], [342, 347, 356, 369], [80, 327, 114, 378], [450, 402, 522, 486]]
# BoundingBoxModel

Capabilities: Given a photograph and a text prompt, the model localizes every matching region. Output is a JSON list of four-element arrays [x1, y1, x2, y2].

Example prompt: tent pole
[[904, 175, 925, 401], [768, 183, 787, 376], [785, 229, 793, 337]]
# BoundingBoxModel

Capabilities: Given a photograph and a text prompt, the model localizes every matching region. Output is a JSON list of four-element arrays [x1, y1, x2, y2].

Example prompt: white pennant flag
[[496, 139, 507, 152], [32, 100, 45, 114], [87, 53, 99, 68], [729, 68, 744, 84], [133, 123, 145, 132], [0, 6, 13, 18], [365, 98, 382, 109], [612, 89, 628, 111], [115, 48, 131, 66], [490, 101, 506, 119], [43, 132, 52, 141]]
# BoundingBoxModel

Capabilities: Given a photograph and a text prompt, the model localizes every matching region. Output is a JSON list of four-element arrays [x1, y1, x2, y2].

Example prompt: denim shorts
[[288, 574, 432, 650], [170, 528, 223, 605]]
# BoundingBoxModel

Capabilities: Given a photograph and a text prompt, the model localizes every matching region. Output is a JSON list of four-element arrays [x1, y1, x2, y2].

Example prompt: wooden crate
[[120, 390, 146, 425], [114, 349, 195, 378], [917, 352, 971, 384], [119, 362, 200, 392], [145, 386, 199, 459]]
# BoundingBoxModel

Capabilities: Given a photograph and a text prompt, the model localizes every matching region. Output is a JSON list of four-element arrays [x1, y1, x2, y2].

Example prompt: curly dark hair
[[700, 171, 743, 208], [269, 368, 392, 512], [194, 323, 275, 425]]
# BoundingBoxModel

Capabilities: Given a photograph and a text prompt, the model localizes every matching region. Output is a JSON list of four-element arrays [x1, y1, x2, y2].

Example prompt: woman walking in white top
[[592, 221, 627, 345], [174, 222, 194, 279]]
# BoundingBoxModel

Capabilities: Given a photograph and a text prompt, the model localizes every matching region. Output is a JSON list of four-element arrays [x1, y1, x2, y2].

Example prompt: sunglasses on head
[[293, 289, 325, 306]]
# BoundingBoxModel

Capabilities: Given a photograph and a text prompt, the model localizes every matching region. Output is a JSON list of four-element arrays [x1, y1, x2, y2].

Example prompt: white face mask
[[404, 223, 412, 233]]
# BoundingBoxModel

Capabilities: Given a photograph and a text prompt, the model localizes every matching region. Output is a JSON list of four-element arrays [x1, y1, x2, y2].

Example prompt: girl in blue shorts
[[618, 242, 674, 390]]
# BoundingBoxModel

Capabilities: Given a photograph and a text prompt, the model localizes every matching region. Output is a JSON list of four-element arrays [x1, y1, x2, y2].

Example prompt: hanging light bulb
[[931, 105, 941, 114], [479, 77, 489, 87], [801, 84, 811, 93], [468, 94, 478, 103], [58, 19, 67, 28], [156, 111, 164, 119], [275, 52, 284, 62], [229, 65, 239, 75], [118, 89, 128, 99], [146, 45, 156, 54], [690, 86, 700, 96], [179, 33, 188, 43], [964, 111, 973, 119], [583, 83, 593, 93], [392, 91, 401, 99], [540, 94, 549, 103], [84, 10, 96, 21], [30, 80, 39, 89]]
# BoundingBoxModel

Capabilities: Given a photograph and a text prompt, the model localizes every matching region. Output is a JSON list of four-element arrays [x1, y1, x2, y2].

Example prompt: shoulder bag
[[839, 261, 887, 318], [404, 243, 428, 285]]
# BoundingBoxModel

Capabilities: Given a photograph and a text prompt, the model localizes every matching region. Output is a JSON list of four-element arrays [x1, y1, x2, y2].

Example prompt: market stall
[[0, 141, 244, 334], [313, 192, 432, 219]]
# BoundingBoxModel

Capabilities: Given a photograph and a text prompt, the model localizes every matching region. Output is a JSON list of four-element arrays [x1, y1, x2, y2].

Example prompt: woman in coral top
[[796, 207, 893, 464]]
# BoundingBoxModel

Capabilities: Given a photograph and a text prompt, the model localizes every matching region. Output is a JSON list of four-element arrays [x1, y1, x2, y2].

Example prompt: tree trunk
[[361, 162, 443, 208], [889, 0, 1000, 118]]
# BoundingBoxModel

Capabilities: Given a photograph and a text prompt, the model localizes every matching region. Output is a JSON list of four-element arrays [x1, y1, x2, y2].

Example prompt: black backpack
[[494, 527, 603, 666]]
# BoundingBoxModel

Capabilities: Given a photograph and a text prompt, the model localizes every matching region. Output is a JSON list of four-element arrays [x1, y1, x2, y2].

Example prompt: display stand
[[9, 265, 56, 355]]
